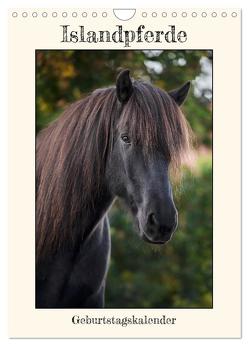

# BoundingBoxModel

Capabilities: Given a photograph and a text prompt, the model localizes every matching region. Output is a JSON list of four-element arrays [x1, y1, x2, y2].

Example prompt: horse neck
[[78, 187, 114, 242]]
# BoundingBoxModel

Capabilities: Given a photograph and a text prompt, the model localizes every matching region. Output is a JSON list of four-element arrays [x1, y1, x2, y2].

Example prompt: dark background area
[[36, 50, 212, 308]]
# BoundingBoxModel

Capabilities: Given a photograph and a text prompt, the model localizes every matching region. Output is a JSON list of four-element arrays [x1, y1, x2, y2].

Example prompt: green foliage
[[36, 50, 212, 307]]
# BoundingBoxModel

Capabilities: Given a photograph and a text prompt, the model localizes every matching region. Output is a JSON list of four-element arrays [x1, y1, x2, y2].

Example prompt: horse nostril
[[147, 213, 158, 226]]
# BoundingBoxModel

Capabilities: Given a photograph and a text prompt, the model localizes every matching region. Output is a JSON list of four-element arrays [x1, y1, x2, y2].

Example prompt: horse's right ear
[[168, 81, 191, 106], [116, 69, 133, 103]]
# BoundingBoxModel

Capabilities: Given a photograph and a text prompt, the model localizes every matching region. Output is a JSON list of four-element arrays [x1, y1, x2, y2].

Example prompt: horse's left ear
[[116, 69, 133, 103], [168, 81, 191, 106]]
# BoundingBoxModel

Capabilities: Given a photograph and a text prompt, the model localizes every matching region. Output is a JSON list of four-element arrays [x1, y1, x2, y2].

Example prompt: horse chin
[[141, 231, 171, 245]]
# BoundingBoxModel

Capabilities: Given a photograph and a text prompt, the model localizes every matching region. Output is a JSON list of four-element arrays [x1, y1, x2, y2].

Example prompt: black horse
[[36, 70, 191, 308]]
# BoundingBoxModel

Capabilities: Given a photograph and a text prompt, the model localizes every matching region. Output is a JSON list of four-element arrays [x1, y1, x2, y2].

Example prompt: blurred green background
[[36, 50, 212, 308]]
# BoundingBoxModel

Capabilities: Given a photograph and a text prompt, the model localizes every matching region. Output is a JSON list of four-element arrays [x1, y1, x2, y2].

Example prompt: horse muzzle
[[141, 211, 178, 244]]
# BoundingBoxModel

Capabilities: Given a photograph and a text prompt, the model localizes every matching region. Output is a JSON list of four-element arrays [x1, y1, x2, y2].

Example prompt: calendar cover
[[8, 8, 241, 338]]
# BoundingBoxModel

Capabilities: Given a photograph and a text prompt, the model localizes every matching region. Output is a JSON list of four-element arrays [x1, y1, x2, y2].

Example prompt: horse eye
[[121, 135, 131, 144]]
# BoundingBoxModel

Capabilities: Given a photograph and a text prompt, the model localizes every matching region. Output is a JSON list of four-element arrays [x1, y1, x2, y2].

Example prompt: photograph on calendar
[[35, 49, 213, 309]]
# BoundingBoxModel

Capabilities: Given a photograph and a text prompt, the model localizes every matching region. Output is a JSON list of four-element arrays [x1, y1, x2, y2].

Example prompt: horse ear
[[168, 81, 191, 106], [116, 69, 133, 103]]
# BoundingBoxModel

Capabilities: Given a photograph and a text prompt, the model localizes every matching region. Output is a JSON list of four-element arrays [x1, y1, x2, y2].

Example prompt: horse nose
[[146, 212, 177, 241], [147, 212, 158, 227], [147, 212, 177, 230]]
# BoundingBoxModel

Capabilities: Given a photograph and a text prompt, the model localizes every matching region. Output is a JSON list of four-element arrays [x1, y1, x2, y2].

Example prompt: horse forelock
[[119, 81, 192, 172]]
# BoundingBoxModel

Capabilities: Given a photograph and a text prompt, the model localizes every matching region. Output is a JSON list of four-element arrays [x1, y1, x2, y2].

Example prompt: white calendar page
[[8, 6, 241, 339]]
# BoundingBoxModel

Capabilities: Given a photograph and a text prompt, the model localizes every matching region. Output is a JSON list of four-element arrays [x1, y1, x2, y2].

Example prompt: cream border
[[9, 8, 241, 338]]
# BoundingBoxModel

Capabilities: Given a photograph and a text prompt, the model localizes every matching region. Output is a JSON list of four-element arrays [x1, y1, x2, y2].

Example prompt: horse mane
[[36, 80, 191, 260]]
